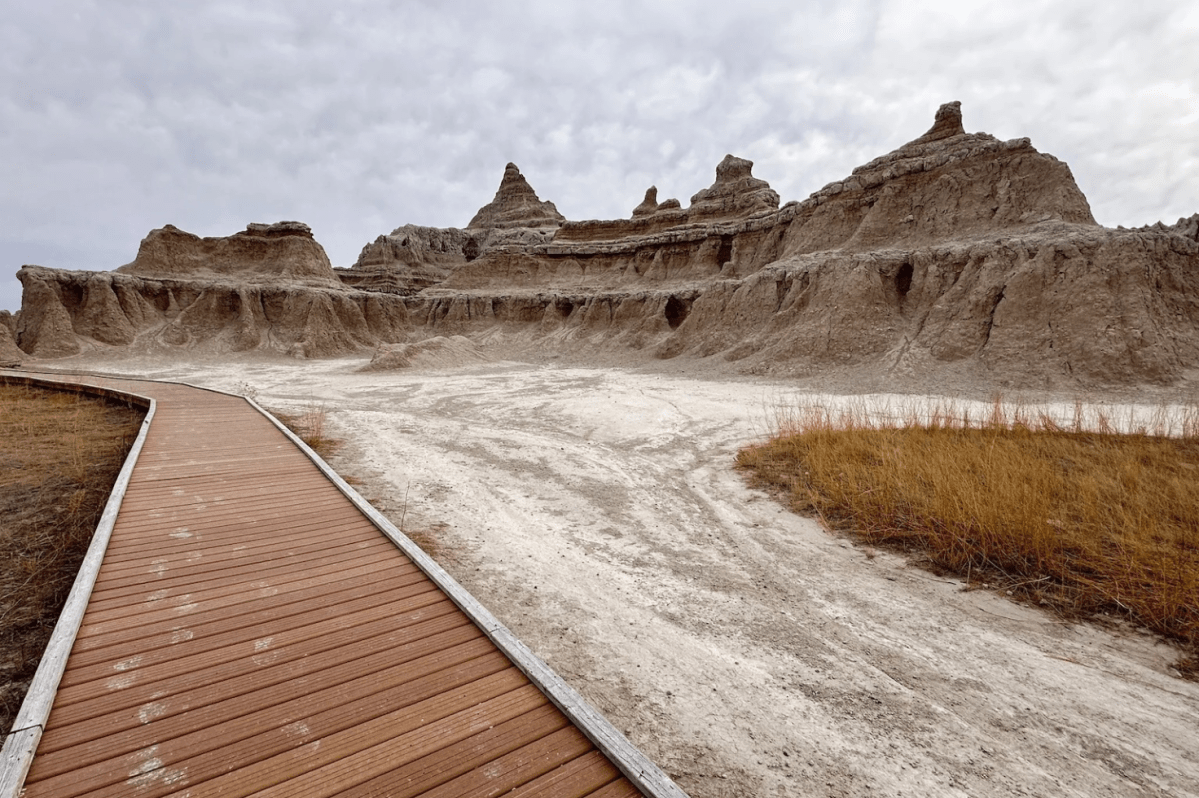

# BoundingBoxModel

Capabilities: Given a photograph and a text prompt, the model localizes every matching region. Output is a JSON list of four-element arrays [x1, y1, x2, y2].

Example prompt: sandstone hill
[[10, 102, 1199, 389], [120, 221, 339, 284]]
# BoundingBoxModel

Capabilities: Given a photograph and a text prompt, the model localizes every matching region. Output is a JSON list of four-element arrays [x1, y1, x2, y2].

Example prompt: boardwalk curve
[[0, 370, 686, 798]]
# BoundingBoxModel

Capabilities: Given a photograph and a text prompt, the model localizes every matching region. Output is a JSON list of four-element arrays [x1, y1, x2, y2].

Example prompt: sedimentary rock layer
[[467, 162, 565, 230], [10, 102, 1199, 389], [121, 221, 339, 285], [15, 266, 413, 359]]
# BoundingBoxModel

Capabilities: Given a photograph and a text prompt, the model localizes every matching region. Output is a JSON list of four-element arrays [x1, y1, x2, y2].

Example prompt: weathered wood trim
[[0, 374, 155, 798], [244, 395, 689, 798], [0, 369, 687, 797], [0, 373, 152, 409]]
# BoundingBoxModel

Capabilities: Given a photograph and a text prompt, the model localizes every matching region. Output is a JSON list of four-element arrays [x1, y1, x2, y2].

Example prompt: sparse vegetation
[[737, 396, 1199, 678], [0, 383, 144, 734], [269, 405, 444, 558], [272, 403, 340, 459], [400, 524, 447, 561]]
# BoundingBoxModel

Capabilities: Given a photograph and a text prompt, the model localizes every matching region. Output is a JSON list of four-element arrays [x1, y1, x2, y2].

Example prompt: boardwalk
[[1, 372, 682, 798]]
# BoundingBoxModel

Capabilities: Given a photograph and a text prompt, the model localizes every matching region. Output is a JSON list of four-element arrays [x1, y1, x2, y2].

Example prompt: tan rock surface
[[120, 221, 339, 285], [340, 225, 480, 295], [632, 186, 661, 218], [631, 186, 683, 219], [13, 270, 81, 358], [0, 323, 23, 365], [687, 154, 781, 222], [466, 162, 565, 230], [10, 102, 1199, 390], [361, 335, 486, 371], [15, 265, 413, 359]]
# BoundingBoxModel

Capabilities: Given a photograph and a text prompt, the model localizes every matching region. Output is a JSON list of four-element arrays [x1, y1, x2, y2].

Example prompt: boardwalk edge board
[[0, 369, 688, 797], [244, 394, 690, 798], [0, 373, 156, 798]]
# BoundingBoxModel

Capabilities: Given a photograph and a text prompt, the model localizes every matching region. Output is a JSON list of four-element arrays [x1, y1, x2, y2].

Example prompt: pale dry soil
[[58, 357, 1199, 798]]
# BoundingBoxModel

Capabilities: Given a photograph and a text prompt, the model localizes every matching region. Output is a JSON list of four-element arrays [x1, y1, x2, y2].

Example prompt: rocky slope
[[0, 316, 22, 365], [9, 102, 1199, 388], [120, 221, 339, 285]]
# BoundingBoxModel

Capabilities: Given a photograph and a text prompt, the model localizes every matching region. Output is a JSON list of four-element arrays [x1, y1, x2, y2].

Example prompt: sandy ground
[[57, 356, 1199, 797]]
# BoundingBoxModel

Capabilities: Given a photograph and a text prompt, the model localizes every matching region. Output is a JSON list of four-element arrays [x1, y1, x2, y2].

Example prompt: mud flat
[[62, 355, 1199, 798]]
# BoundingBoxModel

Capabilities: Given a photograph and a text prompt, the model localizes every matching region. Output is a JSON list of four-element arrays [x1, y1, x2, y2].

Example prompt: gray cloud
[[2, 0, 1196, 311]]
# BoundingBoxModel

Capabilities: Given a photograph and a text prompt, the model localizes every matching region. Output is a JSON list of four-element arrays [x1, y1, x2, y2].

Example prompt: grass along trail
[[53, 357, 1199, 798], [738, 397, 1199, 678], [0, 383, 144, 735]]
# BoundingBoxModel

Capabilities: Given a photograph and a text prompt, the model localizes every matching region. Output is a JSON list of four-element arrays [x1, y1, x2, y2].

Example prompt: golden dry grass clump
[[737, 397, 1199, 677], [271, 403, 340, 459], [0, 383, 144, 733]]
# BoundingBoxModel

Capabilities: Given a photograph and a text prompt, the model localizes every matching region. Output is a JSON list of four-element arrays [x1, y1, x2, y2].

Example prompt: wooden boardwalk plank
[[70, 574, 437, 656], [1, 371, 679, 798], [31, 656, 523, 796], [52, 599, 464, 709], [416, 727, 597, 798], [42, 617, 482, 738], [62, 579, 441, 669], [58, 587, 449, 688]]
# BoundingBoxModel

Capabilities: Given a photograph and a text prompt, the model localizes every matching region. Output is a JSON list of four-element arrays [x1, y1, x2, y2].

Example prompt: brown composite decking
[[5, 373, 677, 798]]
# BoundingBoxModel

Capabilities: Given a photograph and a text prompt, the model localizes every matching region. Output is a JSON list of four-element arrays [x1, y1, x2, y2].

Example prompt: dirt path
[[76, 358, 1199, 797]]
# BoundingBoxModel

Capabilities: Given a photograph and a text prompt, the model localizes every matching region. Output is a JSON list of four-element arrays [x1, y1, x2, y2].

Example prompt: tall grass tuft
[[737, 396, 1199, 677], [273, 403, 340, 459]]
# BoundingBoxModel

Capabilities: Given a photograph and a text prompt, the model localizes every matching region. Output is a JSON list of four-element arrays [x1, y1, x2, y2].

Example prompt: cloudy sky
[[2, 0, 1196, 311]]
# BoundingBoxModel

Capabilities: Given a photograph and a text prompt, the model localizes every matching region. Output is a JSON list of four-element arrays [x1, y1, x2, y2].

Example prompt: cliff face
[[15, 265, 416, 359], [781, 101, 1096, 256], [120, 222, 339, 285], [11, 102, 1199, 389], [338, 163, 564, 291], [0, 314, 23, 365], [340, 225, 479, 296]]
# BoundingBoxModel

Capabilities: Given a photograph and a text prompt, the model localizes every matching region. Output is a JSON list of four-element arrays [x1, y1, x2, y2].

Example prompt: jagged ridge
[[9, 102, 1199, 389]]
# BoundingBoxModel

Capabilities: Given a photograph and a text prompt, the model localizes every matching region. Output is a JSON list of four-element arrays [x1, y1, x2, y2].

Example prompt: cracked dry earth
[[78, 357, 1199, 797]]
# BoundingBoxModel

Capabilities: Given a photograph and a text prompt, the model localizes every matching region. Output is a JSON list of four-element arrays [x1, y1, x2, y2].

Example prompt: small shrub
[[272, 403, 340, 459]]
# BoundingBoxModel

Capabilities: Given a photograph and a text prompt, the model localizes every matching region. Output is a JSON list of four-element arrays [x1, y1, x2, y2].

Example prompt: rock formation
[[0, 314, 23, 365], [341, 225, 480, 295], [361, 335, 486, 371], [552, 154, 779, 246], [337, 163, 563, 290], [687, 155, 780, 222], [1130, 213, 1199, 243], [9, 102, 1199, 390], [467, 163, 565, 231], [120, 222, 339, 285], [13, 223, 409, 359], [631, 187, 681, 219]]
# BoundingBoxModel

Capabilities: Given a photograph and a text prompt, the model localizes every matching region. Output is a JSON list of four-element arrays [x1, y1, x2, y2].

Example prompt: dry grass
[[401, 524, 447, 561], [737, 396, 1199, 677], [272, 403, 341, 460], [270, 405, 444, 559], [0, 384, 144, 734]]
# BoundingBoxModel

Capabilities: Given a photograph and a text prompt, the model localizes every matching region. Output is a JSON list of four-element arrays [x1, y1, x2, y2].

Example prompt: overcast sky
[[3, 0, 1196, 311]]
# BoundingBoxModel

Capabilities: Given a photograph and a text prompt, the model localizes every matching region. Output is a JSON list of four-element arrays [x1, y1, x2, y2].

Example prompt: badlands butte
[[6, 102, 1199, 389]]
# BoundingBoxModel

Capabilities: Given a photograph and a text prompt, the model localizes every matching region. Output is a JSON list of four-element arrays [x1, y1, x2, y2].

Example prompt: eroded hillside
[[8, 102, 1199, 388]]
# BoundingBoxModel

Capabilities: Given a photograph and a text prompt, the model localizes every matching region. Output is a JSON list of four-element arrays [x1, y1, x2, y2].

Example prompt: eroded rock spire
[[467, 163, 565, 230], [910, 100, 966, 145]]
